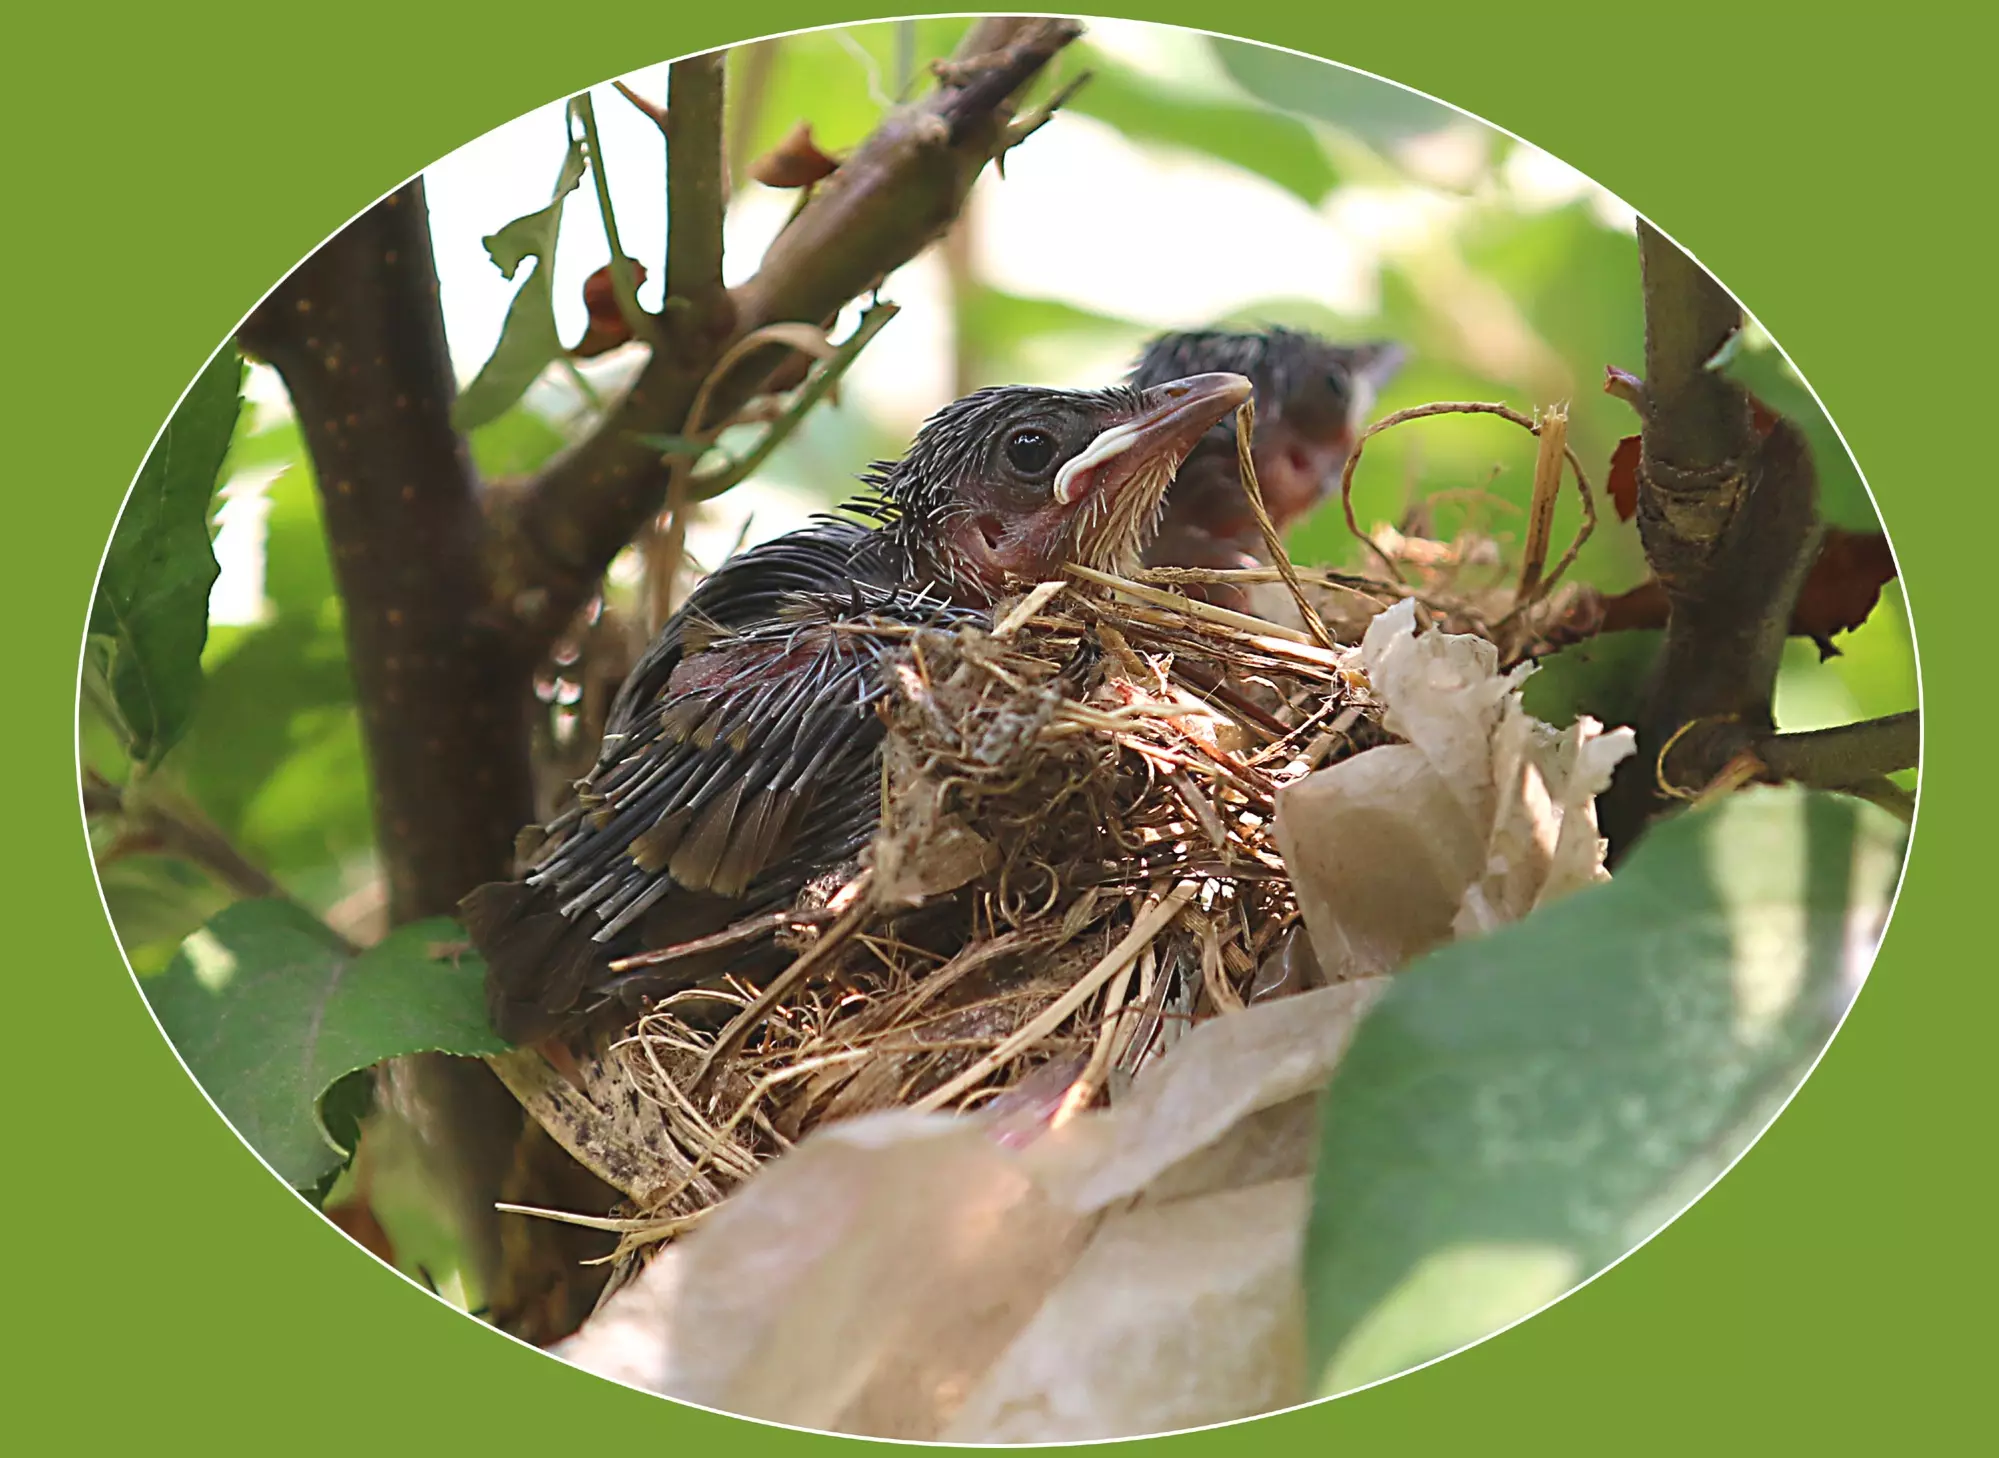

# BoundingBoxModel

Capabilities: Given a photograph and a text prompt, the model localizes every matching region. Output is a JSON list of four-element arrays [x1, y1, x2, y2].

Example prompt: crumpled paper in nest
[[1274, 598, 1636, 981], [552, 600, 1634, 1441]]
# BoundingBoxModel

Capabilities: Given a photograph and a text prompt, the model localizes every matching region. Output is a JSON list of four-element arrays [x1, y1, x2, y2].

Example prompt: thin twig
[[1515, 401, 1568, 598], [572, 94, 655, 347], [1338, 400, 1597, 601], [690, 874, 874, 1094], [1233, 399, 1339, 650], [1064, 562, 1314, 644], [604, 905, 836, 973], [665, 52, 727, 303], [912, 880, 1198, 1113], [1756, 710, 1920, 788], [686, 301, 899, 501]]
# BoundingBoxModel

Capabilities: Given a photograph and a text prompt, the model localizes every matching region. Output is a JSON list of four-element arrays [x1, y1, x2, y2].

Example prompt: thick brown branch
[[1757, 711, 1920, 788], [1638, 220, 1752, 491], [494, 16, 1081, 654], [1602, 225, 1827, 848], [238, 183, 535, 922], [665, 52, 727, 304]]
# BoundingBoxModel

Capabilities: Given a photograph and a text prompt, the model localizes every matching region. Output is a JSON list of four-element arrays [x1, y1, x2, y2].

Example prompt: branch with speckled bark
[[489, 15, 1082, 657], [235, 182, 564, 1323], [238, 182, 538, 922]]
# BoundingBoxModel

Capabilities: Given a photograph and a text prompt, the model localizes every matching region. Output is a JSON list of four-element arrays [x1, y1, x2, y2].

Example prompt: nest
[[521, 582, 1382, 1255], [497, 397, 1601, 1269]]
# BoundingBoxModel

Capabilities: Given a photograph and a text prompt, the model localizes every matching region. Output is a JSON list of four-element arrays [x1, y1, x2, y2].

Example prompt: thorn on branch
[[611, 79, 667, 130], [1002, 69, 1094, 158], [934, 17, 1085, 145]]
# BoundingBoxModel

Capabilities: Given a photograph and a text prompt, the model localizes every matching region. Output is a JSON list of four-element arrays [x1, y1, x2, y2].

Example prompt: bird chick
[[1132, 327, 1403, 591], [464, 371, 1252, 1043]]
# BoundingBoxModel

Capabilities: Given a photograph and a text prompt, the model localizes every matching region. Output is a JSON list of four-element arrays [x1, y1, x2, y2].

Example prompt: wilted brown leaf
[[1794, 528, 1898, 657], [750, 121, 840, 188], [1606, 433, 1641, 522], [572, 258, 650, 358]]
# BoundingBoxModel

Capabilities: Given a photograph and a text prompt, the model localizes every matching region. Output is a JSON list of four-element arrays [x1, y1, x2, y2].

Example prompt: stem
[[84, 768, 301, 913], [572, 93, 654, 347], [726, 39, 782, 189], [665, 52, 728, 306], [1599, 223, 1828, 851], [1757, 711, 1920, 788]]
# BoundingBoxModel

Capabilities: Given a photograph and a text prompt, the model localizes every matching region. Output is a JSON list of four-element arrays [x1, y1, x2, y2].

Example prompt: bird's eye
[[1004, 428, 1058, 476]]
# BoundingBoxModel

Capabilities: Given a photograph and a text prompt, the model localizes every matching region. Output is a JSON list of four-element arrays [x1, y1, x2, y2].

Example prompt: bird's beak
[[1052, 371, 1254, 506]]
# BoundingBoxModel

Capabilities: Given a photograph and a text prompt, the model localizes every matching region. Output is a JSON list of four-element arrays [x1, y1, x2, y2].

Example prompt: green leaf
[[143, 904, 506, 1192], [1304, 787, 1905, 1394], [1209, 38, 1461, 154], [89, 345, 244, 766], [1519, 629, 1661, 730], [307, 1069, 377, 1207], [450, 135, 588, 434], [1066, 46, 1340, 205]]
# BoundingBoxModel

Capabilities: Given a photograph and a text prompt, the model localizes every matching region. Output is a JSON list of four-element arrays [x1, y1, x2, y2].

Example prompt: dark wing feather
[[467, 520, 977, 1042]]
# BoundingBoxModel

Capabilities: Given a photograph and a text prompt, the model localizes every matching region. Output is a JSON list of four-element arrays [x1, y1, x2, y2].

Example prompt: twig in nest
[[1062, 563, 1311, 644], [1233, 399, 1339, 651], [689, 872, 875, 1094], [604, 905, 836, 973], [912, 879, 1199, 1113], [1338, 400, 1598, 606], [1515, 402, 1569, 599], [994, 579, 1067, 637]]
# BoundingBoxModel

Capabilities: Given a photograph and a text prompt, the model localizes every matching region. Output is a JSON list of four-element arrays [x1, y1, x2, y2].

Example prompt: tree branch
[[1757, 711, 1920, 788], [84, 767, 290, 907], [490, 15, 1082, 655], [665, 52, 727, 306], [238, 181, 551, 1311], [1601, 223, 1827, 848], [238, 182, 536, 924]]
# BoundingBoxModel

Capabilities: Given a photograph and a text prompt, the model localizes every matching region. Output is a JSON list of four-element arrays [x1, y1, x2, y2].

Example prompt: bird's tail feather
[[461, 880, 611, 1045]]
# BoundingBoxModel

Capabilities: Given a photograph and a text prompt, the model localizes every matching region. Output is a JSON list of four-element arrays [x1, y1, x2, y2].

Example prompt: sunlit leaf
[[143, 905, 505, 1192], [450, 134, 589, 433], [1305, 787, 1903, 1393], [89, 345, 244, 766]]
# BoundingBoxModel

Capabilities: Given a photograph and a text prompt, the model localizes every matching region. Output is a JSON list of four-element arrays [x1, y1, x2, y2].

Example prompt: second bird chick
[[1131, 326, 1404, 590]]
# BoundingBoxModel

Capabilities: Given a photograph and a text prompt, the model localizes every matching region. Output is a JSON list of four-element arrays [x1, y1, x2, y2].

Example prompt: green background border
[[15, 3, 1978, 1447]]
